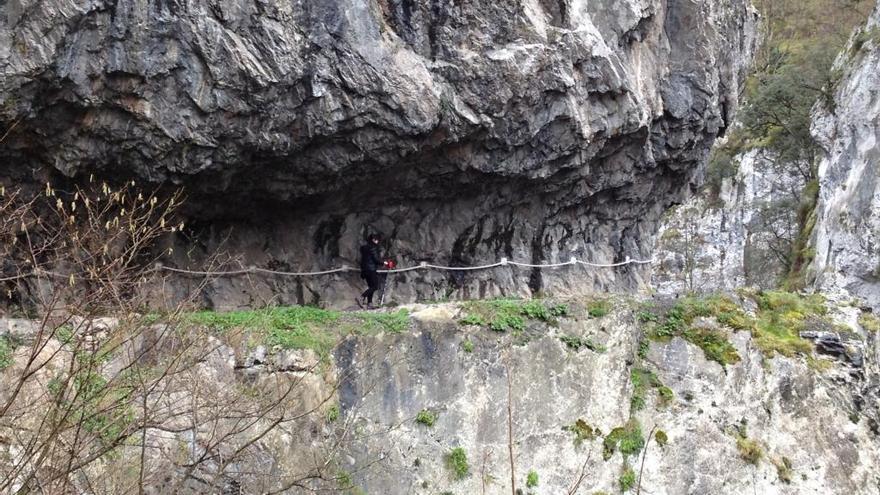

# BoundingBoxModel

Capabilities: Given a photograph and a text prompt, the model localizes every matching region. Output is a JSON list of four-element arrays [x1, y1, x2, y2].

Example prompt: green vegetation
[[707, 0, 872, 283], [630, 367, 673, 412], [186, 305, 410, 357], [773, 456, 794, 483], [52, 354, 137, 447], [734, 423, 763, 465], [461, 339, 475, 353], [416, 409, 437, 427], [336, 470, 354, 489], [526, 470, 539, 488], [559, 335, 606, 353], [327, 404, 340, 423], [751, 291, 825, 356], [458, 299, 568, 332], [645, 292, 830, 364], [648, 295, 744, 366], [445, 447, 469, 480], [619, 464, 636, 492], [0, 336, 12, 371], [655, 429, 668, 447], [564, 419, 601, 446], [587, 299, 611, 318], [736, 437, 763, 465], [858, 312, 880, 333], [603, 419, 645, 461]]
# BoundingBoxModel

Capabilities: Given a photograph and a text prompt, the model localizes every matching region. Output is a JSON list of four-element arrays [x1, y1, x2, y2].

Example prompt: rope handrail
[[1, 256, 655, 281]]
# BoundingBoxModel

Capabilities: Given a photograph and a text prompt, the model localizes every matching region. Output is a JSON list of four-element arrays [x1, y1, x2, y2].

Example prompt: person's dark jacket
[[360, 243, 382, 273]]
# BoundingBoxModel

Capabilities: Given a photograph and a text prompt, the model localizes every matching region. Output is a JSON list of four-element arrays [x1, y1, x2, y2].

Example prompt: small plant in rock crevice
[[733, 422, 763, 466], [563, 419, 601, 446], [416, 409, 437, 427], [445, 447, 469, 480], [630, 367, 673, 412], [587, 299, 611, 318], [773, 456, 794, 483], [655, 429, 668, 447], [326, 404, 340, 423], [603, 419, 645, 461], [619, 464, 636, 492], [0, 336, 12, 371], [559, 335, 606, 353], [858, 312, 880, 333], [526, 469, 539, 488]]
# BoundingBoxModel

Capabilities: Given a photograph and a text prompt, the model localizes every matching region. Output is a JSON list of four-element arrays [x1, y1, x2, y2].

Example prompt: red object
[[383, 260, 397, 269]]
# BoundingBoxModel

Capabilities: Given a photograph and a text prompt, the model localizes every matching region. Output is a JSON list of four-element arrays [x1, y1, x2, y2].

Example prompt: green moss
[[327, 404, 340, 423], [783, 180, 820, 290], [587, 299, 611, 318], [526, 470, 539, 488], [751, 291, 825, 357], [648, 296, 745, 366], [564, 419, 601, 446], [619, 464, 636, 492], [736, 436, 763, 465], [559, 335, 606, 353], [356, 309, 411, 334], [682, 327, 741, 366], [461, 339, 475, 353], [445, 447, 469, 480], [630, 368, 673, 412], [0, 336, 12, 371], [646, 292, 828, 363], [654, 430, 668, 447], [186, 305, 410, 358], [490, 313, 525, 332], [460, 314, 487, 326], [336, 470, 354, 489], [858, 312, 880, 333], [603, 419, 645, 460], [459, 299, 567, 332], [416, 409, 437, 427], [773, 456, 794, 483]]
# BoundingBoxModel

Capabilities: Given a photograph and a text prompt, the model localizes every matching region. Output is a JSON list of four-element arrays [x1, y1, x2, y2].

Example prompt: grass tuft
[[458, 299, 568, 332], [416, 409, 437, 427], [445, 447, 469, 480], [603, 419, 645, 460]]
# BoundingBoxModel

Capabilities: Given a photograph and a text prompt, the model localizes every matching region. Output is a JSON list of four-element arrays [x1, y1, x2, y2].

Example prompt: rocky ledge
[[0, 0, 757, 306]]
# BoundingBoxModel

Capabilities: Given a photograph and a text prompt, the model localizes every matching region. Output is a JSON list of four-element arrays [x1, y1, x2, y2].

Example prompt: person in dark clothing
[[357, 234, 383, 308]]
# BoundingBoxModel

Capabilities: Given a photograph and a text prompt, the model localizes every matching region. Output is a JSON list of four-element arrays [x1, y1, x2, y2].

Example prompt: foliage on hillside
[[707, 0, 872, 287]]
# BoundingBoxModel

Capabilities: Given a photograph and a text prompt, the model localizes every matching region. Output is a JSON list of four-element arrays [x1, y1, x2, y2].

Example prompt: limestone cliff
[[810, 6, 880, 311], [0, 0, 757, 306], [652, 149, 805, 294], [1, 296, 877, 494]]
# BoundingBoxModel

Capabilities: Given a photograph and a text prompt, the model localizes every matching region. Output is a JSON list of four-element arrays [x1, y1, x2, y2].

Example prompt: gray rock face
[[653, 149, 806, 294], [3, 298, 878, 494], [0, 0, 757, 306], [810, 6, 880, 311]]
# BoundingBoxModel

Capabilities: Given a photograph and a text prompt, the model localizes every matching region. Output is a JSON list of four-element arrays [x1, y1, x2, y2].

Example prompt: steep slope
[[811, 7, 880, 310], [1, 296, 877, 494], [0, 0, 756, 305]]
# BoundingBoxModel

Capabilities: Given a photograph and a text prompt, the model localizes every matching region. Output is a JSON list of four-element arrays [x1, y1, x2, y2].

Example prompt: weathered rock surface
[[0, 0, 757, 306], [4, 298, 877, 494], [810, 6, 880, 311], [653, 149, 805, 294]]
